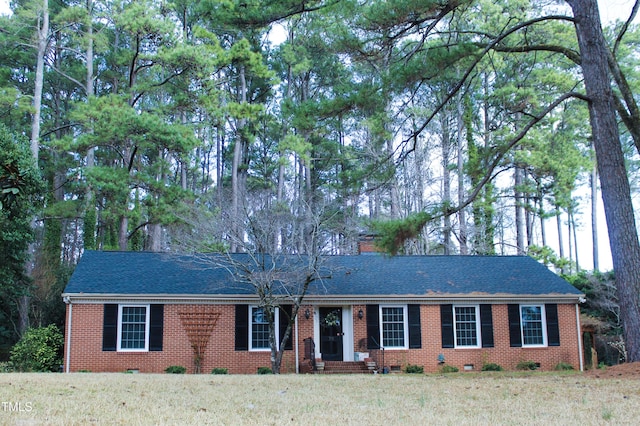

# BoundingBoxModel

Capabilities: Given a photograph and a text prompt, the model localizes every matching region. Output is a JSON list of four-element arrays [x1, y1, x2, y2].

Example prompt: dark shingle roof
[[63, 251, 582, 300]]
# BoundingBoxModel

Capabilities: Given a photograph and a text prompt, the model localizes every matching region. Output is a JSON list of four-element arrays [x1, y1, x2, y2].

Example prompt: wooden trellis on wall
[[178, 307, 221, 373]]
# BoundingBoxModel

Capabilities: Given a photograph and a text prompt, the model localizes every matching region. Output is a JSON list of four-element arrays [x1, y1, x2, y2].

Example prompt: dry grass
[[1, 372, 639, 425]]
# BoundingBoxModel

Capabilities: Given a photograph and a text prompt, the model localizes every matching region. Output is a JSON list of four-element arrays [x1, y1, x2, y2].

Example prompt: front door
[[319, 307, 343, 361]]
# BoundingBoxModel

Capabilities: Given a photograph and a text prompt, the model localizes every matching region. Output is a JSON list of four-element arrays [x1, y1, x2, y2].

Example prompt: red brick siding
[[360, 304, 581, 372], [65, 304, 296, 374], [64, 302, 581, 373]]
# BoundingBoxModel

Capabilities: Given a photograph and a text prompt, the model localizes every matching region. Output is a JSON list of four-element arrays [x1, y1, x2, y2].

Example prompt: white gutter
[[576, 303, 584, 372], [294, 313, 299, 374], [62, 293, 585, 305], [63, 296, 71, 373]]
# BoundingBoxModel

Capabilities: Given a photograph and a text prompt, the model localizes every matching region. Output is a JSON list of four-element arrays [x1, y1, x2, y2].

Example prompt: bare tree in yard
[[566, 0, 640, 362], [171, 196, 329, 373]]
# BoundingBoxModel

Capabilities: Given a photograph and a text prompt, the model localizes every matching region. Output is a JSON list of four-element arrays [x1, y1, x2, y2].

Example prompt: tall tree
[[0, 124, 43, 354], [566, 0, 640, 362]]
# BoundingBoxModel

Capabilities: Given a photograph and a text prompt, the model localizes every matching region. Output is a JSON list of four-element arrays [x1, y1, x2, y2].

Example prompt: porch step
[[319, 361, 372, 374]]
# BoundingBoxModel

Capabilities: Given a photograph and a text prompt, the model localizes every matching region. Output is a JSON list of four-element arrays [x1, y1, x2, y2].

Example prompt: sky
[[0, 0, 638, 271]]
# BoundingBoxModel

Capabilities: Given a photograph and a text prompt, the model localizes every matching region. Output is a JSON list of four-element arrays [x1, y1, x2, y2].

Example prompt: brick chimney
[[357, 234, 380, 255]]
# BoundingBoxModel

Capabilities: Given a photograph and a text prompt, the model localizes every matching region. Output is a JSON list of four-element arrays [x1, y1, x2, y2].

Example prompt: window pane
[[382, 307, 405, 348], [121, 306, 146, 349], [251, 307, 270, 349], [455, 306, 478, 346], [521, 306, 544, 345]]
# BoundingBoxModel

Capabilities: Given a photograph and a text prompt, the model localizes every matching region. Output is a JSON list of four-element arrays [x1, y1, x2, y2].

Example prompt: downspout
[[576, 302, 584, 372], [63, 296, 72, 373], [294, 313, 299, 374]]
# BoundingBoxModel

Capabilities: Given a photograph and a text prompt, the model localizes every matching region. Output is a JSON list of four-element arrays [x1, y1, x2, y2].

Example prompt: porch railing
[[303, 337, 316, 371]]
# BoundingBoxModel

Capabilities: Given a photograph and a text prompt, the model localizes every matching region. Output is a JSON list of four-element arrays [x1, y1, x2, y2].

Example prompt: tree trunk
[[388, 137, 401, 221], [591, 160, 600, 271], [457, 93, 468, 254], [538, 183, 547, 247], [216, 124, 224, 204], [20, 0, 50, 336], [567, 208, 574, 273], [84, 0, 96, 250], [571, 209, 580, 272], [118, 215, 128, 250], [441, 115, 452, 254], [556, 206, 566, 273], [514, 165, 526, 255], [30, 0, 48, 162], [230, 65, 248, 252], [568, 0, 640, 362]]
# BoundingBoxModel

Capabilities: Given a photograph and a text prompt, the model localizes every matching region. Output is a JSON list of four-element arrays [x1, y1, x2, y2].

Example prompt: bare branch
[[401, 14, 576, 159], [613, 0, 640, 55]]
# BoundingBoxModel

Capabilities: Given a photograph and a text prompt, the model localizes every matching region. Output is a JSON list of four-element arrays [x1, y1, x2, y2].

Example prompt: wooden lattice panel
[[178, 307, 221, 373]]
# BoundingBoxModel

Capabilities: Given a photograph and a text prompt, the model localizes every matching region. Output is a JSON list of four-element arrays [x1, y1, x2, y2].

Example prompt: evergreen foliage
[[1, 0, 640, 360], [404, 364, 424, 374], [0, 125, 43, 354], [481, 363, 504, 372], [9, 325, 63, 372]]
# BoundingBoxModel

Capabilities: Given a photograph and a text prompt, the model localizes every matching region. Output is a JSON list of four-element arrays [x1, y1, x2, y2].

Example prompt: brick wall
[[65, 304, 297, 374], [64, 302, 581, 374], [361, 304, 581, 372]]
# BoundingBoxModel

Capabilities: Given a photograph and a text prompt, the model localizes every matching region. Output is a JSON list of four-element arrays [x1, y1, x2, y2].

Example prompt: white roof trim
[[63, 292, 583, 305]]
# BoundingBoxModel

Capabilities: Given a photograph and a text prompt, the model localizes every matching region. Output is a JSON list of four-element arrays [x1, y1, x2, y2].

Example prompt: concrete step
[[319, 361, 372, 374]]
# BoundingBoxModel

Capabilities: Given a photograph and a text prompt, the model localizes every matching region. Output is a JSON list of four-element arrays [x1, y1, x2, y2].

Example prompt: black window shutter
[[235, 305, 249, 351], [102, 304, 118, 351], [279, 305, 293, 350], [408, 304, 422, 349], [508, 304, 522, 347], [545, 304, 560, 346], [440, 304, 454, 348], [479, 304, 494, 348], [149, 304, 164, 351], [366, 304, 380, 349]]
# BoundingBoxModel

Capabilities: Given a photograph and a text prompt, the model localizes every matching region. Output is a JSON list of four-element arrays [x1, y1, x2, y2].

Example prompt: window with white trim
[[118, 305, 149, 351], [380, 305, 407, 349], [520, 305, 546, 346], [454, 305, 480, 347], [250, 306, 277, 351]]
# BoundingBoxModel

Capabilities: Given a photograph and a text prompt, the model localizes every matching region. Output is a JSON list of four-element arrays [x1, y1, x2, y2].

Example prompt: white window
[[118, 305, 149, 351], [380, 305, 408, 349], [454, 305, 480, 348], [520, 305, 546, 346], [250, 306, 278, 351]]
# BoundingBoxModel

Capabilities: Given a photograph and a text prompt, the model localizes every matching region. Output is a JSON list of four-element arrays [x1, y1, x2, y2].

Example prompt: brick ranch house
[[62, 251, 585, 374]]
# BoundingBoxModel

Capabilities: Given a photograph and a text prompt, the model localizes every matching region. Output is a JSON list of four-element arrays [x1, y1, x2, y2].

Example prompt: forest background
[[1, 0, 639, 365]]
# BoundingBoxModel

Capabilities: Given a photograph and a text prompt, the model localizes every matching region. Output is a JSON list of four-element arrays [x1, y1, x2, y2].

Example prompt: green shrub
[[481, 363, 504, 372], [404, 364, 424, 374], [439, 364, 459, 373], [9, 325, 63, 372], [165, 365, 187, 374], [554, 362, 574, 371], [211, 367, 228, 374], [0, 362, 13, 373], [257, 366, 273, 374], [516, 360, 538, 371]]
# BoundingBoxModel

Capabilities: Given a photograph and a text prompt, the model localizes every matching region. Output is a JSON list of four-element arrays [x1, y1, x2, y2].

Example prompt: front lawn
[[0, 372, 636, 425]]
